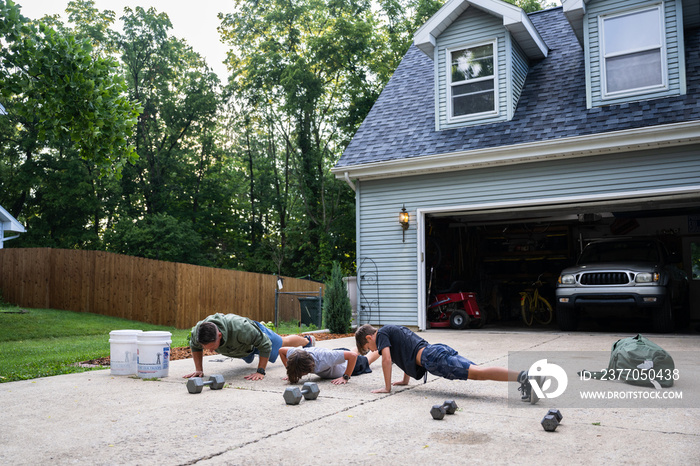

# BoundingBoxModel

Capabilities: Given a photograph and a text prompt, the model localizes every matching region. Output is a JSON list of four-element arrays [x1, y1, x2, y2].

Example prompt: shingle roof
[[335, 7, 700, 169]]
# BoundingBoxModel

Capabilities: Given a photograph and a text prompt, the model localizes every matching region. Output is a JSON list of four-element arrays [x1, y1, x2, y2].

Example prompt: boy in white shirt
[[279, 346, 380, 384]]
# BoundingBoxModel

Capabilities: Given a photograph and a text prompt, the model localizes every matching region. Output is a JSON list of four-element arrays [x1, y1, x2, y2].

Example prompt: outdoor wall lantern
[[399, 205, 409, 242]]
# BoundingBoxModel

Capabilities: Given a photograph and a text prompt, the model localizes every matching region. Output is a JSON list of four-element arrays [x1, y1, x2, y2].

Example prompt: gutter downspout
[[343, 172, 356, 192]]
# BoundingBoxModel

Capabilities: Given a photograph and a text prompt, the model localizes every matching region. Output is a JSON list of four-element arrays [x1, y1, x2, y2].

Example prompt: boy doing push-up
[[355, 324, 540, 403]]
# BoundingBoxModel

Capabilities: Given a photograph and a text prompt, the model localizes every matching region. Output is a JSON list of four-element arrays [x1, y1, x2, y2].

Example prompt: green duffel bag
[[581, 334, 675, 389]]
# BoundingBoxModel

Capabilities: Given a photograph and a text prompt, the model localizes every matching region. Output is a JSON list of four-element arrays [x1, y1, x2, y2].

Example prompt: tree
[[323, 261, 352, 334], [219, 0, 379, 277], [505, 0, 557, 14], [0, 0, 139, 250], [103, 212, 206, 263], [0, 1, 138, 197], [106, 6, 233, 265]]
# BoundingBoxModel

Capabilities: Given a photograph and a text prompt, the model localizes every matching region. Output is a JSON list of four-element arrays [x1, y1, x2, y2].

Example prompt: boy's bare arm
[[393, 372, 411, 386], [278, 347, 290, 367], [372, 347, 393, 393], [332, 351, 358, 385]]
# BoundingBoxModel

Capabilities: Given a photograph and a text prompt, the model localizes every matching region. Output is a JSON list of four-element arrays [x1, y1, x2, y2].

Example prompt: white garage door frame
[[415, 185, 700, 330]]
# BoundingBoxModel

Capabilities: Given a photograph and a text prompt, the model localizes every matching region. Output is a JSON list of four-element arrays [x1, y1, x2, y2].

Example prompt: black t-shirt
[[376, 325, 428, 380]]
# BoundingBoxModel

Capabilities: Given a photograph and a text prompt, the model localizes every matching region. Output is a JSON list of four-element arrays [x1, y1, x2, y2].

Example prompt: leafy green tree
[[323, 261, 352, 333], [116, 7, 221, 215], [504, 0, 556, 13], [105, 6, 234, 265], [0, 0, 139, 250], [0, 1, 138, 193], [219, 0, 375, 278], [103, 213, 206, 263]]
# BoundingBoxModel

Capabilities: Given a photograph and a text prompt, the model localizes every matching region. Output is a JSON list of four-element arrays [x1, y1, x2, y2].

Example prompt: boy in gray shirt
[[280, 346, 379, 384]]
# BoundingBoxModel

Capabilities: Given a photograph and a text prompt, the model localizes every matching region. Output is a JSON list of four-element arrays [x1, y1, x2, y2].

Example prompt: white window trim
[[599, 4, 668, 99], [446, 39, 499, 123]]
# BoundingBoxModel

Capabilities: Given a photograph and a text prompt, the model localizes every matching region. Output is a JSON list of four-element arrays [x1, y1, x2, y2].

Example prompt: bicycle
[[519, 274, 553, 326]]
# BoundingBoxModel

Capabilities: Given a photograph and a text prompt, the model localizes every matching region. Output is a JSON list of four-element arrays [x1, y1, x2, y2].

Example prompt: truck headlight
[[559, 274, 575, 285], [636, 273, 659, 283]]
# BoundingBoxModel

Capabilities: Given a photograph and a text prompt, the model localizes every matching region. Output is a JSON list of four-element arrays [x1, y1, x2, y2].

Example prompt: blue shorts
[[420, 344, 474, 380], [242, 321, 283, 364]]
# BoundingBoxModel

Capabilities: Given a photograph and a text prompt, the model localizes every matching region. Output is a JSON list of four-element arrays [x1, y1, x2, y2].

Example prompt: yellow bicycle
[[520, 275, 553, 326]]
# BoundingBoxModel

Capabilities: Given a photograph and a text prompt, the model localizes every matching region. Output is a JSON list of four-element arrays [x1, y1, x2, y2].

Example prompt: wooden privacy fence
[[0, 248, 324, 329]]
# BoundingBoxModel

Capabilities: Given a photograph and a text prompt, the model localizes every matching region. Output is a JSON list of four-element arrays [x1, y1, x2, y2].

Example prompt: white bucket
[[137, 331, 172, 378], [109, 330, 143, 376]]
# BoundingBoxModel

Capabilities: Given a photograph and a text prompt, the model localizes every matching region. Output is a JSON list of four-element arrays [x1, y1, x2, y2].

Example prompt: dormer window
[[601, 5, 666, 97], [448, 40, 497, 120]]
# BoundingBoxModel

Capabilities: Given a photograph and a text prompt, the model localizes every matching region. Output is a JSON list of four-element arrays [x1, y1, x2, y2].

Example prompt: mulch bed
[[82, 332, 355, 367]]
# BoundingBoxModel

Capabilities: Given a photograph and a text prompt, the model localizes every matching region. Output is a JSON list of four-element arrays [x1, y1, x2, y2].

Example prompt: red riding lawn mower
[[427, 272, 486, 330]]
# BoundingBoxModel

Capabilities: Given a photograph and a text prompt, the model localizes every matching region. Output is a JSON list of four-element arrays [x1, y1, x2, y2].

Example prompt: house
[[332, 0, 700, 330], [0, 205, 25, 249]]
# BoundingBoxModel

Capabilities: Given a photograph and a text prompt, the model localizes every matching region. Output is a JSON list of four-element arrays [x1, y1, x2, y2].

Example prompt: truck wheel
[[652, 299, 674, 333], [556, 305, 578, 331], [449, 309, 469, 330]]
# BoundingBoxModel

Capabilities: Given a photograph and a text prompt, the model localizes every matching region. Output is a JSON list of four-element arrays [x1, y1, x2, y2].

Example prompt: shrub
[[323, 261, 352, 334]]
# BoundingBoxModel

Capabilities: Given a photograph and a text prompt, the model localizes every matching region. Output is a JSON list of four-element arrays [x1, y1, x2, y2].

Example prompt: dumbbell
[[187, 374, 225, 394], [283, 382, 321, 405], [430, 400, 458, 420], [541, 409, 563, 432]]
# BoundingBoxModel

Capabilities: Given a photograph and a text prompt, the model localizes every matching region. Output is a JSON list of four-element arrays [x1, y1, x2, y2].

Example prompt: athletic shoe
[[517, 370, 531, 402], [304, 335, 316, 348]]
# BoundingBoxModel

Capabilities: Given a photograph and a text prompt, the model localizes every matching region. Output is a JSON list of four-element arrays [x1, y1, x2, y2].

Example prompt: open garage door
[[418, 191, 700, 332]]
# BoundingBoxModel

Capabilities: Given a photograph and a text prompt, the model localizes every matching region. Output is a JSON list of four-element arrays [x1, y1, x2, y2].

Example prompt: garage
[[333, 3, 700, 332], [419, 192, 700, 332]]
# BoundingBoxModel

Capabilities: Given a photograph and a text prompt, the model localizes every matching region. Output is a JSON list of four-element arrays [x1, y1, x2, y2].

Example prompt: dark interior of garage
[[424, 203, 700, 333]]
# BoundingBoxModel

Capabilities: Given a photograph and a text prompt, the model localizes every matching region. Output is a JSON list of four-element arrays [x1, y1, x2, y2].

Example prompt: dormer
[[414, 0, 548, 131], [563, 0, 698, 108]]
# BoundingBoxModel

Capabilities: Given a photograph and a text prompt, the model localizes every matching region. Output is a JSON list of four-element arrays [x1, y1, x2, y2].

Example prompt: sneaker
[[304, 335, 316, 348], [517, 370, 531, 402]]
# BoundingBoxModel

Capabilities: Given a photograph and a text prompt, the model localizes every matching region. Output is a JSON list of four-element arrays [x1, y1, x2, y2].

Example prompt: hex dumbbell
[[283, 382, 321, 405], [187, 374, 225, 394], [541, 409, 563, 432], [430, 400, 458, 420]]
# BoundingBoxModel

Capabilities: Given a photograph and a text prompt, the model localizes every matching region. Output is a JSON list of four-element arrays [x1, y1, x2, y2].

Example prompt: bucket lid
[[109, 329, 143, 336], [137, 331, 172, 341], [140, 331, 172, 337]]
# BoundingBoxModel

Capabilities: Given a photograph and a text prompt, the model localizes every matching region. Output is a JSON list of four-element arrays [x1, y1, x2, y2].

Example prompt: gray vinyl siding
[[355, 145, 700, 327], [586, 0, 685, 108], [511, 40, 529, 116], [436, 8, 508, 130]]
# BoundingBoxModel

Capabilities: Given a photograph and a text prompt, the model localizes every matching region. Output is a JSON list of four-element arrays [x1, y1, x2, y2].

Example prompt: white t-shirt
[[287, 347, 347, 379]]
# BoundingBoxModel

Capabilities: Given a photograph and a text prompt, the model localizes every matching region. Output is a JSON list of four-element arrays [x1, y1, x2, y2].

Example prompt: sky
[[15, 0, 231, 80]]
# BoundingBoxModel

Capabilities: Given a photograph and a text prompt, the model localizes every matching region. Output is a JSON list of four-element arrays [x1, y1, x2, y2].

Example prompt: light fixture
[[399, 205, 409, 242]]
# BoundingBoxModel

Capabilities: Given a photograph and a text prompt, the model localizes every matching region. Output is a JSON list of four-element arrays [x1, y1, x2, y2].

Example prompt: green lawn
[[0, 305, 191, 383], [0, 305, 315, 383]]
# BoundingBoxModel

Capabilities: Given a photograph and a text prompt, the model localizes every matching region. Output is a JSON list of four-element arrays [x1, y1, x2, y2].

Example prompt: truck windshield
[[578, 241, 660, 264]]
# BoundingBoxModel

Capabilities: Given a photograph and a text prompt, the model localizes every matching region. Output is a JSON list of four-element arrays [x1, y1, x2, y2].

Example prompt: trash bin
[[298, 297, 323, 328]]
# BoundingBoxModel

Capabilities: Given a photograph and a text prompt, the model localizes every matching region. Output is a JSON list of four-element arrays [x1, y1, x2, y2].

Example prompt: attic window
[[601, 6, 666, 97], [448, 41, 497, 120]]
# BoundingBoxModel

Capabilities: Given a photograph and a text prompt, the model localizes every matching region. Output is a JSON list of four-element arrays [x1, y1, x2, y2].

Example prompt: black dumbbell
[[283, 382, 321, 405], [430, 400, 458, 420], [187, 374, 225, 394], [541, 409, 563, 432]]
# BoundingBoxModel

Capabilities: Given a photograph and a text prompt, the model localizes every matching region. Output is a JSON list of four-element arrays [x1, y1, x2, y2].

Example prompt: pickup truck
[[555, 237, 688, 333]]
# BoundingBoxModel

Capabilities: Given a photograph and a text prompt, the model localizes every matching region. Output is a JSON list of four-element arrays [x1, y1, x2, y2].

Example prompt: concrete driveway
[[1, 328, 698, 465]]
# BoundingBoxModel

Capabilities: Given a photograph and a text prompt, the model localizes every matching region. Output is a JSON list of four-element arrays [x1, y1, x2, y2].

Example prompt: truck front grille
[[580, 272, 630, 285]]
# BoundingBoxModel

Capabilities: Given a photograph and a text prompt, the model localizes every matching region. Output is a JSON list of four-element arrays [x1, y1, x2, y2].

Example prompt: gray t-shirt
[[287, 347, 347, 379]]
